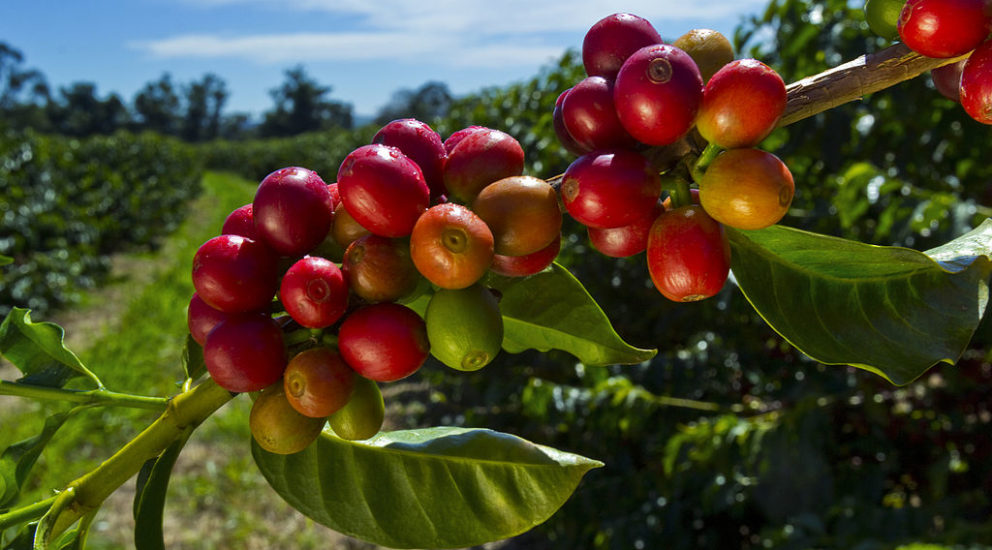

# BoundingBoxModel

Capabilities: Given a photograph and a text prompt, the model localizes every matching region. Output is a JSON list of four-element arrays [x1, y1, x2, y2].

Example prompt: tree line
[[0, 41, 455, 140]]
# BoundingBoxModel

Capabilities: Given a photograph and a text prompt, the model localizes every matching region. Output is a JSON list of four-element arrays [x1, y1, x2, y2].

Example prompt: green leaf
[[488, 263, 656, 366], [181, 336, 206, 382], [0, 309, 101, 389], [728, 220, 992, 385], [0, 408, 80, 509], [253, 426, 603, 549], [133, 429, 192, 550], [0, 255, 12, 267]]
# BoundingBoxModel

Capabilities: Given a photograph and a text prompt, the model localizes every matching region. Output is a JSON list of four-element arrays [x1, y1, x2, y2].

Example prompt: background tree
[[45, 82, 130, 136], [0, 42, 51, 130], [374, 80, 453, 126], [132, 73, 181, 136], [182, 73, 228, 142], [259, 65, 353, 137]]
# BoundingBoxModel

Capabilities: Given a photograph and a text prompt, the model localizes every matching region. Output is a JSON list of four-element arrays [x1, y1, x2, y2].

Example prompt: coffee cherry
[[561, 76, 637, 151], [426, 284, 503, 372], [614, 44, 703, 146], [253, 167, 334, 257], [337, 144, 430, 237], [932, 58, 966, 101], [699, 149, 795, 230], [373, 118, 448, 198], [284, 347, 356, 418], [442, 128, 525, 203], [961, 40, 992, 124], [898, 0, 992, 58], [338, 303, 430, 382], [221, 204, 260, 241], [329, 375, 385, 441], [587, 202, 664, 258], [672, 28, 736, 83], [582, 13, 663, 79], [330, 202, 371, 250], [342, 234, 421, 303], [192, 234, 279, 313], [443, 126, 487, 154], [552, 89, 590, 156], [205, 315, 286, 393], [250, 382, 326, 455], [471, 176, 562, 257], [696, 59, 787, 149], [279, 256, 348, 329], [187, 292, 238, 347], [490, 235, 561, 277], [865, 0, 906, 40], [410, 203, 494, 289], [647, 205, 730, 302], [561, 150, 662, 229]]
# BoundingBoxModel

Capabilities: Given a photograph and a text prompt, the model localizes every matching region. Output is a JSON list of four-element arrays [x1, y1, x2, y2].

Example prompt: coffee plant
[[1, 5, 991, 549]]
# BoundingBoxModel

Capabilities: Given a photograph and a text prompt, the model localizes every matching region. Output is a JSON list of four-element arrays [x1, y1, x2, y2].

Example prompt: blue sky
[[2, 0, 767, 120]]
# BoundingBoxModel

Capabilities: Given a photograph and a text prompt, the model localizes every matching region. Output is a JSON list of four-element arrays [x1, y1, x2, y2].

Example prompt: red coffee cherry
[[342, 234, 421, 303], [961, 39, 992, 124], [192, 234, 279, 313], [373, 118, 448, 198], [205, 315, 286, 393], [696, 59, 787, 149], [284, 347, 356, 418], [490, 235, 561, 277], [279, 256, 348, 329], [647, 205, 730, 302], [614, 44, 703, 146], [337, 144, 430, 237], [410, 203, 495, 289], [898, 0, 992, 58], [221, 204, 260, 241], [587, 202, 664, 258], [253, 166, 334, 257], [443, 126, 487, 154], [932, 59, 967, 101], [560, 150, 662, 229], [187, 292, 241, 346], [471, 176, 562, 257], [582, 12, 663, 80], [338, 303, 430, 382], [561, 76, 637, 151], [442, 128, 525, 203], [552, 89, 590, 156]]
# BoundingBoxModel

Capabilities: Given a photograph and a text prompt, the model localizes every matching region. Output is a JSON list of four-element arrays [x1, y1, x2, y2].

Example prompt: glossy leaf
[[488, 263, 656, 366], [181, 336, 206, 382], [0, 408, 79, 508], [133, 429, 192, 550], [0, 309, 101, 389], [728, 220, 992, 385], [253, 426, 603, 549]]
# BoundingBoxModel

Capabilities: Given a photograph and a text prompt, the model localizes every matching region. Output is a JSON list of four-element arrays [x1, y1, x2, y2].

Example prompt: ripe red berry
[[647, 206, 730, 302], [560, 150, 662, 229], [253, 166, 334, 257], [192, 234, 279, 313], [221, 204, 260, 241], [932, 59, 967, 101], [442, 128, 525, 204], [552, 89, 589, 156], [337, 144, 430, 237], [373, 118, 448, 198], [898, 0, 992, 58], [961, 40, 992, 124], [443, 126, 487, 154], [614, 44, 703, 146], [696, 59, 787, 149], [561, 76, 637, 151], [582, 13, 663, 80], [187, 292, 240, 346], [338, 303, 430, 382], [587, 202, 664, 258], [490, 235, 561, 277], [279, 256, 348, 329], [205, 315, 286, 392]]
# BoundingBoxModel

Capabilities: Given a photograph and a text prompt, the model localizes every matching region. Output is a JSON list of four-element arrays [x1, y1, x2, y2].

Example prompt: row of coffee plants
[[0, 129, 203, 315]]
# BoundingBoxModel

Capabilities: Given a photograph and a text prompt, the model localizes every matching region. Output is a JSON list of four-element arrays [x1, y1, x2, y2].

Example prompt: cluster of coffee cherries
[[552, 13, 795, 302], [187, 119, 562, 454], [867, 0, 992, 124]]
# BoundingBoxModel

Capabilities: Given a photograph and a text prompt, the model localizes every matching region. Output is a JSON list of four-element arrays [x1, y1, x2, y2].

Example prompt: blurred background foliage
[[2, 0, 992, 547]]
